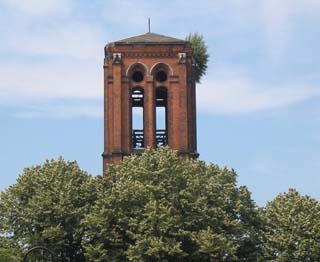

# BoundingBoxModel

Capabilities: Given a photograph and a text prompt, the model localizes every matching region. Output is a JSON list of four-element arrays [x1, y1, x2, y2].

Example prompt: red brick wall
[[103, 43, 198, 174]]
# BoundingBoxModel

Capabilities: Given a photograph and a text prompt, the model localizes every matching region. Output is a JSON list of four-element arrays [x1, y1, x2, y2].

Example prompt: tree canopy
[[262, 189, 320, 261], [0, 158, 99, 262], [83, 147, 262, 261], [1, 149, 320, 261], [186, 33, 209, 83]]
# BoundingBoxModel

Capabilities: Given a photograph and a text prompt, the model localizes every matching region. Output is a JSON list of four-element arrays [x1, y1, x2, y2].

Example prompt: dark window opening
[[156, 87, 168, 146], [132, 71, 144, 83], [132, 87, 144, 148], [155, 70, 168, 82]]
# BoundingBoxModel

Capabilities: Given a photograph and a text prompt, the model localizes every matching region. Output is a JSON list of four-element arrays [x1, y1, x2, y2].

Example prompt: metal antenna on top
[[148, 18, 151, 33]]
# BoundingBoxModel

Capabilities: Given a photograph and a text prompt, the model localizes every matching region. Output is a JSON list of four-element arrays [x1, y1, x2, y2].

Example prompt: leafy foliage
[[0, 158, 99, 262], [83, 147, 263, 261], [186, 33, 209, 83], [262, 189, 320, 261], [0, 237, 21, 262], [2, 149, 319, 261]]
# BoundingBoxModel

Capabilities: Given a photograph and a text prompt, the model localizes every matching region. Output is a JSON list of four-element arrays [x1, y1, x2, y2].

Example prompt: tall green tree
[[262, 189, 320, 261], [0, 158, 99, 262], [83, 147, 263, 261], [0, 237, 21, 262], [186, 33, 209, 83]]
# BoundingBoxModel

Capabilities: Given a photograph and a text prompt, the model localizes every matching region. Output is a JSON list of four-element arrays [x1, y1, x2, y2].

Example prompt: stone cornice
[[122, 52, 177, 58]]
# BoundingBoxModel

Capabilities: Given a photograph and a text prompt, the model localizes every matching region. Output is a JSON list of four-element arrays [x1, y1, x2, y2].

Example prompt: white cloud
[[260, 1, 292, 54], [1, 61, 318, 117], [0, 1, 106, 61], [12, 102, 102, 118], [2, 22, 104, 60], [0, 11, 105, 118], [197, 75, 319, 114], [0, 0, 105, 62], [0, 61, 102, 103], [258, 0, 320, 58], [0, 0, 319, 118], [1, 0, 72, 17], [100, 0, 224, 38]]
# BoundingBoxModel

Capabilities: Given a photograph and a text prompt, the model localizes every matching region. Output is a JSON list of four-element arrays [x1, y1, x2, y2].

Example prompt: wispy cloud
[[0, 61, 102, 102], [0, 0, 319, 118], [1, 99, 102, 118], [258, 0, 320, 58], [1, 21, 104, 60], [1, 0, 72, 17], [197, 75, 319, 114]]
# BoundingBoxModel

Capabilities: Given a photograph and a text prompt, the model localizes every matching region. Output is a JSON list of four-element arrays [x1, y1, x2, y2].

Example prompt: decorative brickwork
[[102, 33, 198, 174]]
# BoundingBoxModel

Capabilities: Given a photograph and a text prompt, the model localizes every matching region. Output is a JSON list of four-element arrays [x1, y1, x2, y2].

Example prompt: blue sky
[[0, 0, 319, 206]]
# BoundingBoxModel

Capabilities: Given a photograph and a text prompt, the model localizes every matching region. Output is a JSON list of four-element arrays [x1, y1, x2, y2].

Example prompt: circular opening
[[155, 71, 167, 82], [132, 71, 144, 82]]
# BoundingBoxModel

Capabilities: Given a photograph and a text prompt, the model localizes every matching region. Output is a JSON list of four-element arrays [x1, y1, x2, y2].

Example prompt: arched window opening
[[155, 70, 167, 82], [150, 62, 173, 77], [132, 87, 144, 149], [126, 62, 148, 79], [132, 71, 144, 83], [156, 87, 168, 147]]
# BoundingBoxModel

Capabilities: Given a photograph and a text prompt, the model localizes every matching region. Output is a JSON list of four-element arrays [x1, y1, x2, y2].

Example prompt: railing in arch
[[156, 129, 167, 147], [132, 129, 144, 148], [132, 129, 167, 148]]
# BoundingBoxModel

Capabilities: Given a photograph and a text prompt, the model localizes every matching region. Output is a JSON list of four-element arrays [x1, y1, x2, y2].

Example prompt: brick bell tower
[[102, 32, 198, 173]]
